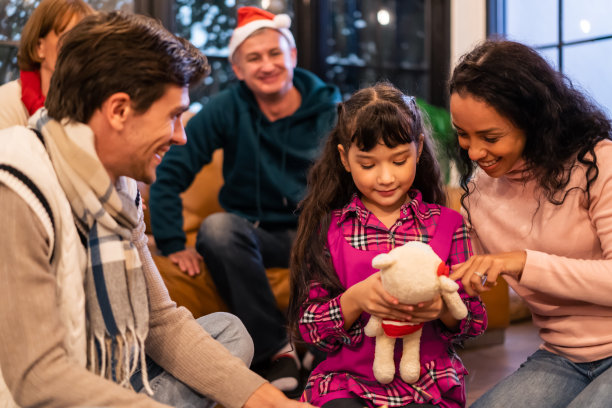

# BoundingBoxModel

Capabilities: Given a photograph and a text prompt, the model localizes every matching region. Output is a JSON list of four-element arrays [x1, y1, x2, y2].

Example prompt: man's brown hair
[[17, 0, 94, 71], [46, 11, 210, 123]]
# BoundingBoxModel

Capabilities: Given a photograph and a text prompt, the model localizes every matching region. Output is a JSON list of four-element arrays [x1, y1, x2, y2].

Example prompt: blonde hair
[[17, 0, 94, 71]]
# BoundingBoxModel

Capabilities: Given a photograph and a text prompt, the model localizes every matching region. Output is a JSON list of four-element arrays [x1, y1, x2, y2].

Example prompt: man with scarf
[[0, 11, 316, 408], [149, 7, 341, 394]]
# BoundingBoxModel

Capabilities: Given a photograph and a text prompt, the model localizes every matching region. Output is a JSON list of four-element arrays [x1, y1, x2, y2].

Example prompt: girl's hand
[[341, 272, 415, 328], [410, 295, 461, 330], [408, 295, 444, 324], [449, 251, 527, 296]]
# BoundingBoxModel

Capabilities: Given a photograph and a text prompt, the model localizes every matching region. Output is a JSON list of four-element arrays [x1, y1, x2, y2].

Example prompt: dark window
[[169, 0, 450, 109], [0, 0, 451, 110]]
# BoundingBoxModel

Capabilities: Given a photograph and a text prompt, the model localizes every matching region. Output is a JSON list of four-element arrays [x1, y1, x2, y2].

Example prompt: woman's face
[[36, 13, 80, 76], [450, 92, 527, 178]]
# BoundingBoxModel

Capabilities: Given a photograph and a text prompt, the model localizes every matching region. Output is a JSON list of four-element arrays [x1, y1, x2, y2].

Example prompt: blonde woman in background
[[0, 0, 93, 129]]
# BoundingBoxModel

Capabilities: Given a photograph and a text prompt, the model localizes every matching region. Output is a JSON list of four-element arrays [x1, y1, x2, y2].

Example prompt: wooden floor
[[457, 319, 540, 406]]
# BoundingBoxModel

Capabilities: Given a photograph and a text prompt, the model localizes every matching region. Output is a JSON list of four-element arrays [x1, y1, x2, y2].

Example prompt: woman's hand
[[341, 272, 415, 329], [450, 251, 527, 296]]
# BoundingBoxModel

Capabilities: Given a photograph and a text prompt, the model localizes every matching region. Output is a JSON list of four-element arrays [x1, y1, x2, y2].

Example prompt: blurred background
[[1, 0, 609, 117]]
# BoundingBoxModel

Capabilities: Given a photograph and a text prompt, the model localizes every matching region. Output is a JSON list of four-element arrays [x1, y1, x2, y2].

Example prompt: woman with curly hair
[[449, 39, 612, 407]]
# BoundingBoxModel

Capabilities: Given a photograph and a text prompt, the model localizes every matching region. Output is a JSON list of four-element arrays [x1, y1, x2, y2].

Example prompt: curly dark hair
[[287, 82, 446, 340], [449, 39, 612, 219]]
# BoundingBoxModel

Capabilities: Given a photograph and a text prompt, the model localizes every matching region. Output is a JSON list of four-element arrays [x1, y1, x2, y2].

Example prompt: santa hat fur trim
[[228, 6, 295, 60]]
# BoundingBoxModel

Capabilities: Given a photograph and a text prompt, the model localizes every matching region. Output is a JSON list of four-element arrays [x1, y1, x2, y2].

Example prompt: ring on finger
[[474, 271, 488, 285]]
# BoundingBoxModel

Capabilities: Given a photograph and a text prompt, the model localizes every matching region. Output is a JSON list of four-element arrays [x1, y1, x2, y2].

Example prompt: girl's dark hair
[[287, 82, 445, 339], [449, 39, 612, 218]]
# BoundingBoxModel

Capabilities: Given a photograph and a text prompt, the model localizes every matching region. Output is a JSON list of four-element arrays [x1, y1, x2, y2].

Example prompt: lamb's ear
[[372, 253, 395, 270]]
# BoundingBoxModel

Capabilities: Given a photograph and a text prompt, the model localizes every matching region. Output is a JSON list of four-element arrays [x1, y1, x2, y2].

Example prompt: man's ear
[[290, 47, 297, 68], [337, 144, 350, 172], [101, 92, 132, 131], [231, 58, 244, 81]]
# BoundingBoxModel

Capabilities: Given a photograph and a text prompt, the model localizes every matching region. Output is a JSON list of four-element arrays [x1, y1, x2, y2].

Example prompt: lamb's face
[[374, 242, 443, 304]]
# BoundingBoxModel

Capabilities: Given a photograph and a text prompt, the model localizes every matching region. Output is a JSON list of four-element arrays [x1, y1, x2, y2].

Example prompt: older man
[[0, 10, 314, 408], [149, 6, 340, 394]]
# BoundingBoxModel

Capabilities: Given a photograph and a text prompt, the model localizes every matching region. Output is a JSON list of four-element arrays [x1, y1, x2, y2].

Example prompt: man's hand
[[168, 248, 203, 276], [243, 383, 318, 407]]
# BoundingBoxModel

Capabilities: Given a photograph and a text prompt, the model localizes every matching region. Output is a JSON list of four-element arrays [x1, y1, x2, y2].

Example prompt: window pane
[[563, 0, 612, 43], [0, 1, 40, 41], [563, 39, 612, 116], [505, 0, 558, 47], [323, 0, 427, 99], [537, 46, 559, 70], [0, 42, 18, 83]]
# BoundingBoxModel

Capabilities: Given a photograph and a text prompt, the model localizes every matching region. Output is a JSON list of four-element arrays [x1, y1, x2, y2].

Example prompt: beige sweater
[[0, 184, 266, 407]]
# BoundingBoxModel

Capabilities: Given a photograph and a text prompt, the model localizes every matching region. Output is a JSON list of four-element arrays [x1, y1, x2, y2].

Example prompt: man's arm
[[134, 204, 319, 407], [0, 185, 168, 407]]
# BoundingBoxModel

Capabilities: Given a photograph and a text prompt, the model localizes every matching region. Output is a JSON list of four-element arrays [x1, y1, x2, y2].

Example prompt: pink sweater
[[465, 139, 612, 363]]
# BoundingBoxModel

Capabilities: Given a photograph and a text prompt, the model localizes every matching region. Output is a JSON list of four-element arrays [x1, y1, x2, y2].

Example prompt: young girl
[[288, 83, 487, 408]]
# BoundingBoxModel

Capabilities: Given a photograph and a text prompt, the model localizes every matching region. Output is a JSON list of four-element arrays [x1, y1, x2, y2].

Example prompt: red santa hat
[[228, 6, 296, 60]]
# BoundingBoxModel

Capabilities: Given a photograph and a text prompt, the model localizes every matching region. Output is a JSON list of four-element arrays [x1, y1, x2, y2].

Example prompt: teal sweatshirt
[[149, 68, 341, 255]]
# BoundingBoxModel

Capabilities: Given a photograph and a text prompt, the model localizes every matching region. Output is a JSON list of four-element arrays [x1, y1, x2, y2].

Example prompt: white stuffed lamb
[[364, 241, 468, 384]]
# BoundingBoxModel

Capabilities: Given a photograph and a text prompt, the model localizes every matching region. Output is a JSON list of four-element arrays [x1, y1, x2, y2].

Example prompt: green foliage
[[416, 99, 455, 183]]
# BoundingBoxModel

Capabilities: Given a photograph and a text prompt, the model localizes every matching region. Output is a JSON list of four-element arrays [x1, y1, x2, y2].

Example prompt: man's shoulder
[[0, 126, 54, 176], [191, 83, 250, 121], [0, 124, 38, 143], [293, 68, 341, 109]]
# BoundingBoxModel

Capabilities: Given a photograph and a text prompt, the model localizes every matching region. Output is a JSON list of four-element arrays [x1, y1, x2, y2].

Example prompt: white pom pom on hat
[[228, 6, 296, 60]]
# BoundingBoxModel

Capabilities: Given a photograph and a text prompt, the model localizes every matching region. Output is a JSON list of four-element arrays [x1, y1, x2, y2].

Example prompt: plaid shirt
[[299, 192, 487, 407]]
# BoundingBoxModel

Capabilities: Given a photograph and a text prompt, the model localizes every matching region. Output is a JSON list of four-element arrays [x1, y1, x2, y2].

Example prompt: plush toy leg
[[365, 315, 383, 337], [373, 334, 396, 384], [399, 329, 422, 383]]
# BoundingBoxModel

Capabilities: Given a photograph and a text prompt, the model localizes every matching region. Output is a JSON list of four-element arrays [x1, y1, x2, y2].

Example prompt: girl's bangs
[[350, 103, 416, 151]]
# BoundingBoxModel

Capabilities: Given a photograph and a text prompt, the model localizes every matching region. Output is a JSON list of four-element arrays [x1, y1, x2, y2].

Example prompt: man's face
[[103, 85, 190, 184], [231, 28, 297, 100]]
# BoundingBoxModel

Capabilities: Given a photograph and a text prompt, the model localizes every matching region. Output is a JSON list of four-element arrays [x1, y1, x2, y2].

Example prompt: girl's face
[[450, 92, 527, 178], [338, 138, 423, 219]]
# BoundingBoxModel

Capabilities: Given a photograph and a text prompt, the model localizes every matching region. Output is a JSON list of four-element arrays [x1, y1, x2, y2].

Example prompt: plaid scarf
[[33, 110, 152, 394]]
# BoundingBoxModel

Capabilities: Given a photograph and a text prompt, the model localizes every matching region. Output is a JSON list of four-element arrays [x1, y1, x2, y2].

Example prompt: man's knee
[[197, 213, 250, 251], [195, 313, 254, 366]]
